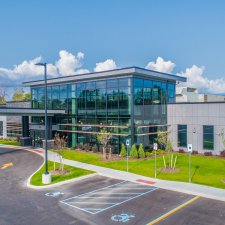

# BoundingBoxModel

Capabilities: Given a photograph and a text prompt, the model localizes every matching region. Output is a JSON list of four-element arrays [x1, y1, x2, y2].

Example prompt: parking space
[[60, 181, 157, 214]]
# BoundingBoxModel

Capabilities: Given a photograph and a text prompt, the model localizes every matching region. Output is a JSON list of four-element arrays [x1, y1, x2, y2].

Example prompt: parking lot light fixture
[[35, 62, 52, 184]]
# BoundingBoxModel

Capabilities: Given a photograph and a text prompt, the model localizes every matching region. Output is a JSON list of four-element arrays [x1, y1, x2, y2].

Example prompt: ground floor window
[[178, 125, 187, 147], [203, 125, 214, 150], [0, 121, 3, 136]]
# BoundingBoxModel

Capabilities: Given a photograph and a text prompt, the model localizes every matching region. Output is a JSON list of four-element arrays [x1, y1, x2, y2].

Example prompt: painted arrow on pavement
[[1, 162, 13, 170]]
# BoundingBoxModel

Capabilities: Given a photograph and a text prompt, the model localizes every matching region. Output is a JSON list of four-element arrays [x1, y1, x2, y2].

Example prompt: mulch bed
[[50, 169, 70, 175], [160, 167, 180, 173]]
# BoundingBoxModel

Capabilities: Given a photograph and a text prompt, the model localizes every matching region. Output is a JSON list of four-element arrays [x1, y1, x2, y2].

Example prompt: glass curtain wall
[[31, 76, 175, 150]]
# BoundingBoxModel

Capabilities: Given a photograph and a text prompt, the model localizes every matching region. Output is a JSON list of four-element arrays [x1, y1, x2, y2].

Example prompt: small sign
[[188, 144, 193, 152], [153, 143, 158, 150], [126, 139, 130, 146]]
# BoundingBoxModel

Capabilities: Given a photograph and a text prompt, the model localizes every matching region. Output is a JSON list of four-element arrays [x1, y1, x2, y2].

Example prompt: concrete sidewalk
[[48, 151, 225, 202], [1, 144, 225, 202]]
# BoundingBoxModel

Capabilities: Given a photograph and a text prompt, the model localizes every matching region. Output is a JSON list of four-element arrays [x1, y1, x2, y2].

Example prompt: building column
[[22, 116, 29, 137]]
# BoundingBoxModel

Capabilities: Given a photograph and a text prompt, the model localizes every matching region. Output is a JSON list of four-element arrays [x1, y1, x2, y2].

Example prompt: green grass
[[30, 161, 94, 186], [0, 140, 21, 146], [59, 150, 225, 189]]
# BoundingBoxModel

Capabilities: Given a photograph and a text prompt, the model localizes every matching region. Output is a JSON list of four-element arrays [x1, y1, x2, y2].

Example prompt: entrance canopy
[[0, 107, 65, 116]]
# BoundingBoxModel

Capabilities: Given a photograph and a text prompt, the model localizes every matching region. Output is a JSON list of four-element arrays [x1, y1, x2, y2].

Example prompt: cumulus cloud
[[55, 50, 88, 76], [94, 59, 117, 72], [178, 65, 225, 94], [0, 50, 89, 87], [145, 57, 176, 73]]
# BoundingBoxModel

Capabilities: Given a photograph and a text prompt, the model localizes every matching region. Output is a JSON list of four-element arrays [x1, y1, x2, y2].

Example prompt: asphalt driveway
[[0, 147, 225, 225]]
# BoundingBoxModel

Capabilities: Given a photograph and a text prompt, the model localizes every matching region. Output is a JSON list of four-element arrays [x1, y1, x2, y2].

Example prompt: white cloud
[[94, 59, 117, 72], [0, 50, 89, 87], [145, 57, 176, 73], [178, 65, 225, 94], [55, 50, 88, 76]]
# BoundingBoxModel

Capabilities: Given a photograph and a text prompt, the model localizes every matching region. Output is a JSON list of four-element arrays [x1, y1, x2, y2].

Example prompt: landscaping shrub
[[130, 144, 138, 158], [179, 149, 185, 153], [77, 144, 83, 150], [220, 150, 225, 157], [138, 144, 145, 158], [156, 149, 164, 155], [145, 152, 151, 157], [120, 144, 127, 157], [192, 150, 198, 155], [204, 151, 213, 156]]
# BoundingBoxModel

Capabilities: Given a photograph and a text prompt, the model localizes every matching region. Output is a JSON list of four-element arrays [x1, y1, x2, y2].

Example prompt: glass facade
[[31, 76, 175, 151], [203, 125, 214, 150], [178, 125, 187, 147]]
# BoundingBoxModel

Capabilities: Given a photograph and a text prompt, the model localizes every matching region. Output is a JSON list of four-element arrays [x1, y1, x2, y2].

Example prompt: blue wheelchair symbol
[[111, 213, 135, 222], [45, 191, 64, 197]]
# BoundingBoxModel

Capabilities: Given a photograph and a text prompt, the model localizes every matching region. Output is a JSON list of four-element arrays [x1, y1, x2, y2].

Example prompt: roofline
[[23, 66, 186, 87], [168, 101, 225, 105]]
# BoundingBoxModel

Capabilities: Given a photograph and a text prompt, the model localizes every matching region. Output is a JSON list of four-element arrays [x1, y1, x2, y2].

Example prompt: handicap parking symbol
[[111, 213, 135, 223], [45, 191, 64, 197]]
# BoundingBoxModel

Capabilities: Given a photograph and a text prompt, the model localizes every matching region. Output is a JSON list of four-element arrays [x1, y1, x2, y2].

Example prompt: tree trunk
[[102, 147, 106, 159]]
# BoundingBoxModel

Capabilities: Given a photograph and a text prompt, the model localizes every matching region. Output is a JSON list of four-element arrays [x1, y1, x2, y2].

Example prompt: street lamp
[[35, 62, 51, 184]]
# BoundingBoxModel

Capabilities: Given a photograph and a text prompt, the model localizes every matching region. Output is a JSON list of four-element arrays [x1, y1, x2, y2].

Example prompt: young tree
[[97, 128, 112, 159], [138, 144, 145, 158], [54, 133, 68, 171], [0, 88, 7, 105], [120, 143, 126, 157], [130, 144, 138, 159], [24, 92, 31, 101], [12, 88, 25, 101]]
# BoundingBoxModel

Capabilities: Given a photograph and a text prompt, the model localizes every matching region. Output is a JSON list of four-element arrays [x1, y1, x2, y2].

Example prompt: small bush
[[220, 150, 225, 157], [204, 151, 213, 156], [130, 144, 138, 159], [138, 144, 145, 158], [179, 149, 185, 153], [120, 144, 127, 157], [145, 152, 151, 157], [192, 150, 198, 155], [156, 149, 164, 155], [77, 144, 83, 150]]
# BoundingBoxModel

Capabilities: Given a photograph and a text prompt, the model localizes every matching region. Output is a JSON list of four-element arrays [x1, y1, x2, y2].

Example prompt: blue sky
[[0, 0, 225, 94]]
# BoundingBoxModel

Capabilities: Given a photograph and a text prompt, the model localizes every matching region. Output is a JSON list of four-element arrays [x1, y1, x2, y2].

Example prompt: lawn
[[59, 150, 225, 189], [0, 139, 21, 146], [30, 161, 94, 186]]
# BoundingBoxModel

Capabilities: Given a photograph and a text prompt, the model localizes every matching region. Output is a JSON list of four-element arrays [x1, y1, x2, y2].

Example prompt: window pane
[[96, 80, 106, 89], [107, 79, 118, 88], [60, 85, 67, 99], [178, 124, 187, 147], [118, 78, 131, 87], [52, 86, 59, 99], [203, 125, 214, 150]]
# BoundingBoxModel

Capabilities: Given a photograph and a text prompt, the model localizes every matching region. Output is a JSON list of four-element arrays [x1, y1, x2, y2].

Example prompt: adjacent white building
[[168, 102, 225, 155], [176, 86, 225, 103]]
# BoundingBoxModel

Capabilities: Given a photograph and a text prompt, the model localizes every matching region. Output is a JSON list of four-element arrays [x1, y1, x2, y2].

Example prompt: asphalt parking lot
[[0, 146, 225, 225]]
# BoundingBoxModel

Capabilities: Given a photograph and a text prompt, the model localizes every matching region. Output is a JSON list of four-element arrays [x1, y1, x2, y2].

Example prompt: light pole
[[35, 62, 51, 184]]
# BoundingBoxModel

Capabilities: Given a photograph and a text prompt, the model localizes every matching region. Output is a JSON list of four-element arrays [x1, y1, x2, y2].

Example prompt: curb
[[27, 173, 97, 189]]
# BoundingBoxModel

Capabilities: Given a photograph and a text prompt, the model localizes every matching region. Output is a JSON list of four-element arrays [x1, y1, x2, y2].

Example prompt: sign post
[[188, 144, 193, 183], [153, 143, 158, 178], [126, 139, 130, 172]]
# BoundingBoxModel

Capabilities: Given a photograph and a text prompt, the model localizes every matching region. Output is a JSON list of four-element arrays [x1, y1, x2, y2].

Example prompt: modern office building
[[22, 67, 185, 152]]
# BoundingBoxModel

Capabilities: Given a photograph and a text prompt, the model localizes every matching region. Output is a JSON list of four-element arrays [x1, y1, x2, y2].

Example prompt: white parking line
[[60, 181, 157, 215]]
